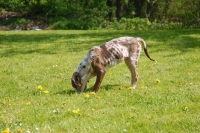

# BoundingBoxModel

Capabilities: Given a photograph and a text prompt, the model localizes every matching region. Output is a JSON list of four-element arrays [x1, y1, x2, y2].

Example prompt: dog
[[71, 37, 155, 93]]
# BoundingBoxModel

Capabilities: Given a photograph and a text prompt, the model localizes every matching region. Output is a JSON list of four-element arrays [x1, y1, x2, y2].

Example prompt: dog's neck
[[75, 52, 95, 91]]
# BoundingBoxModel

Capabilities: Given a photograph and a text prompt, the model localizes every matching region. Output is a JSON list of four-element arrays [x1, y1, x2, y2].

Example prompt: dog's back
[[96, 37, 141, 67]]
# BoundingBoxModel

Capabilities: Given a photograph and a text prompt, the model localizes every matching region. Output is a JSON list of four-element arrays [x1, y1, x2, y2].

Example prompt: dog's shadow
[[65, 84, 122, 95]]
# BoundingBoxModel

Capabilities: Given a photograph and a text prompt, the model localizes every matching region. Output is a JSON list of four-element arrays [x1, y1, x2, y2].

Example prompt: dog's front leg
[[91, 55, 106, 92], [93, 69, 106, 92]]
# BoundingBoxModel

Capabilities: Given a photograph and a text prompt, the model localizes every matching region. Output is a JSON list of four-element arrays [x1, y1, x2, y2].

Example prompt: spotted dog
[[71, 37, 155, 93]]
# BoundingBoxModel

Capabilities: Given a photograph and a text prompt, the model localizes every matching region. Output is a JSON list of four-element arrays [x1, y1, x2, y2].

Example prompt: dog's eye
[[82, 65, 86, 68]]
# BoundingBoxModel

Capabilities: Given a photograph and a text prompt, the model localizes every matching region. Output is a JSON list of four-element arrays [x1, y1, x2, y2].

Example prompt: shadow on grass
[[64, 84, 122, 95], [0, 30, 134, 57], [146, 29, 200, 50], [0, 29, 199, 57]]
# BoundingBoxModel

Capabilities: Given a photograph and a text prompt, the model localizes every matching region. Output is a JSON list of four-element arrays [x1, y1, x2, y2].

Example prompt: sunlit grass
[[0, 30, 200, 132]]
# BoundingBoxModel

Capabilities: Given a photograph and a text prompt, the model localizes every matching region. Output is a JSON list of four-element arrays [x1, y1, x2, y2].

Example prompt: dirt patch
[[0, 9, 49, 30]]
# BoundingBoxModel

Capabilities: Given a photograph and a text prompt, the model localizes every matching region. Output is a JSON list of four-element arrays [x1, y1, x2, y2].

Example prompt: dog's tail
[[136, 37, 156, 62]]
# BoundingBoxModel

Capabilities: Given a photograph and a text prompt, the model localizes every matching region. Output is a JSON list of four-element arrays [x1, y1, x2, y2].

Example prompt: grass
[[0, 29, 200, 133]]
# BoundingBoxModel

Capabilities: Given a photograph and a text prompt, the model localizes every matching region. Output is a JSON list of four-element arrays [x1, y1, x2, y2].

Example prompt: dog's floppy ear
[[71, 72, 81, 88]]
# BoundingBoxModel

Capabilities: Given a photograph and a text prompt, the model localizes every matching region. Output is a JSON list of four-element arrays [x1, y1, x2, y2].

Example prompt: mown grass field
[[0, 29, 200, 133]]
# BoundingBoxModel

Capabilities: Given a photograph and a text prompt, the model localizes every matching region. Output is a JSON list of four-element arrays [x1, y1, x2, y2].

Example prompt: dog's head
[[71, 72, 82, 92], [71, 72, 87, 92]]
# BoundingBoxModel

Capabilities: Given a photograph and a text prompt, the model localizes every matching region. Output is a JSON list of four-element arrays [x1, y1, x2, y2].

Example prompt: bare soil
[[0, 10, 49, 30]]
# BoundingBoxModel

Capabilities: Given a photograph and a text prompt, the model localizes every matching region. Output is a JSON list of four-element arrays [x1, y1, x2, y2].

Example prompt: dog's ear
[[71, 72, 81, 88]]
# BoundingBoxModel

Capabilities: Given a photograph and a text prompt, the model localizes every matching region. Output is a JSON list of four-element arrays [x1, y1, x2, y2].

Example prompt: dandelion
[[140, 86, 145, 89], [184, 106, 189, 111], [2, 129, 10, 133], [18, 129, 23, 133], [26, 102, 31, 105], [72, 109, 79, 114], [58, 73, 63, 78], [85, 94, 90, 98], [90, 92, 96, 95], [38, 85, 43, 90], [128, 86, 132, 90], [2, 100, 6, 105], [43, 90, 49, 94], [156, 79, 161, 83]]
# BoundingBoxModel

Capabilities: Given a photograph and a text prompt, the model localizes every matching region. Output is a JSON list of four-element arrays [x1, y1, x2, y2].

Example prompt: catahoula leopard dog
[[71, 37, 155, 93]]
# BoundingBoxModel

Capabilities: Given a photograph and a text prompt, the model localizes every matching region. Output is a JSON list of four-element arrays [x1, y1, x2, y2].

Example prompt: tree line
[[0, 0, 199, 29]]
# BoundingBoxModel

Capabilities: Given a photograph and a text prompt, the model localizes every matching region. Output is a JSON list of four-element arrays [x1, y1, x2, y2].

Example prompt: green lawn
[[0, 30, 200, 133]]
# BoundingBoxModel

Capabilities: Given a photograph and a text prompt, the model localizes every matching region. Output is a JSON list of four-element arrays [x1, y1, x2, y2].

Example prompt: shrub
[[100, 18, 183, 30], [49, 17, 92, 30]]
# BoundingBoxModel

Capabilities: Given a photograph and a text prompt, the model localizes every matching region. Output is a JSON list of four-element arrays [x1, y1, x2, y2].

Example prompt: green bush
[[150, 20, 183, 30], [1, 18, 30, 27], [100, 18, 183, 30], [0, 0, 24, 11], [16, 18, 30, 26], [49, 17, 92, 30]]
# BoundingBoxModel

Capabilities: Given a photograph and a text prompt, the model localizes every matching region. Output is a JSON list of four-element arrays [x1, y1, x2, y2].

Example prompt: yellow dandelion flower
[[2, 101, 6, 105], [72, 109, 79, 114], [140, 86, 145, 89], [90, 92, 96, 95], [85, 94, 90, 98], [26, 101, 31, 105], [43, 90, 49, 94], [156, 79, 161, 83], [128, 86, 132, 90], [184, 106, 189, 111], [57, 73, 63, 78], [18, 129, 23, 133], [2, 129, 10, 133], [38, 85, 43, 90]]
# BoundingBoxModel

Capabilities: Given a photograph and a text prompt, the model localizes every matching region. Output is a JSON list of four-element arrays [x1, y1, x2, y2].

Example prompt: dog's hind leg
[[125, 56, 139, 89], [125, 42, 142, 89]]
